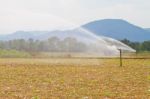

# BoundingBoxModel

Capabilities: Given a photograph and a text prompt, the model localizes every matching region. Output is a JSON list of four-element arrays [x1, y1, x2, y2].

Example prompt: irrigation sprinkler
[[118, 49, 122, 67]]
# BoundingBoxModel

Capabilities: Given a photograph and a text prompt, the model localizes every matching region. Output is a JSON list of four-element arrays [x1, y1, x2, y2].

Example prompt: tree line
[[0, 37, 87, 53], [0, 37, 150, 53], [121, 39, 150, 52]]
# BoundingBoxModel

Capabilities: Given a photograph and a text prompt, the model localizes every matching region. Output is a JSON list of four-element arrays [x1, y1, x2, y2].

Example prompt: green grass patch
[[0, 49, 31, 58]]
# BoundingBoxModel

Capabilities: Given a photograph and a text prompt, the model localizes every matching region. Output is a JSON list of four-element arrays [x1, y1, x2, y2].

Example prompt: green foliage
[[102, 90, 115, 97], [0, 38, 150, 56], [31, 96, 39, 99], [0, 37, 87, 54], [121, 39, 150, 52], [0, 49, 31, 58]]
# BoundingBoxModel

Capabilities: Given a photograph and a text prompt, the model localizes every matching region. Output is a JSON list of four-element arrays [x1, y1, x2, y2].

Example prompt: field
[[0, 58, 150, 99]]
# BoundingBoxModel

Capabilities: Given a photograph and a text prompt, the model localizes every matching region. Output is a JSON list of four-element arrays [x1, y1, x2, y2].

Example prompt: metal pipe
[[118, 49, 122, 67]]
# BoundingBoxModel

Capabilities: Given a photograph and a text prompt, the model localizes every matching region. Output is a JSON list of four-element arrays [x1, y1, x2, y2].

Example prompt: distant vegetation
[[0, 37, 150, 58], [0, 37, 87, 57], [121, 39, 150, 52]]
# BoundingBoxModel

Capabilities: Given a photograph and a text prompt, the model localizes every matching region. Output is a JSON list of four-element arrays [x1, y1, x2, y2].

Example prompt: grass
[[0, 58, 149, 98], [0, 49, 31, 58]]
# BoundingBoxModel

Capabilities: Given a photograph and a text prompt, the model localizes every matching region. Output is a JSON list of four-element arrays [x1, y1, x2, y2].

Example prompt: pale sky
[[0, 0, 150, 34]]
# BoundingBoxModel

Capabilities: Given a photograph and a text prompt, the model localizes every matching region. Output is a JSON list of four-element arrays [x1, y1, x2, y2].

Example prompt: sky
[[0, 0, 150, 34]]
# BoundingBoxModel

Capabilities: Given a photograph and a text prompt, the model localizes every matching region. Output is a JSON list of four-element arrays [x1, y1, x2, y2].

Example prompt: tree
[[141, 41, 150, 51], [47, 37, 60, 52]]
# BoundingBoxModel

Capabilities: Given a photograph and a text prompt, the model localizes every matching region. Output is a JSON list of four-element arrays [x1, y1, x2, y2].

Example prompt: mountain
[[82, 19, 150, 42], [0, 29, 94, 43], [0, 31, 49, 41], [145, 28, 150, 32], [0, 19, 150, 42]]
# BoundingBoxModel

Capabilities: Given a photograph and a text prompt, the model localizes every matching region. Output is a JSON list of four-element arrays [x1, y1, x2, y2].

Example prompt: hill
[[82, 19, 150, 42], [0, 19, 150, 42], [145, 28, 150, 32]]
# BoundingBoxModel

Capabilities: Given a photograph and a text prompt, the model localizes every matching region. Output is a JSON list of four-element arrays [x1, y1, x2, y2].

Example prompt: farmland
[[0, 58, 150, 98]]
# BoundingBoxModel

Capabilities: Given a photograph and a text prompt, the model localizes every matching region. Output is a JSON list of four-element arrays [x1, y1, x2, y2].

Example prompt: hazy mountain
[[0, 31, 49, 41], [82, 19, 150, 42], [0, 30, 94, 43], [145, 28, 150, 32], [0, 19, 150, 42]]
